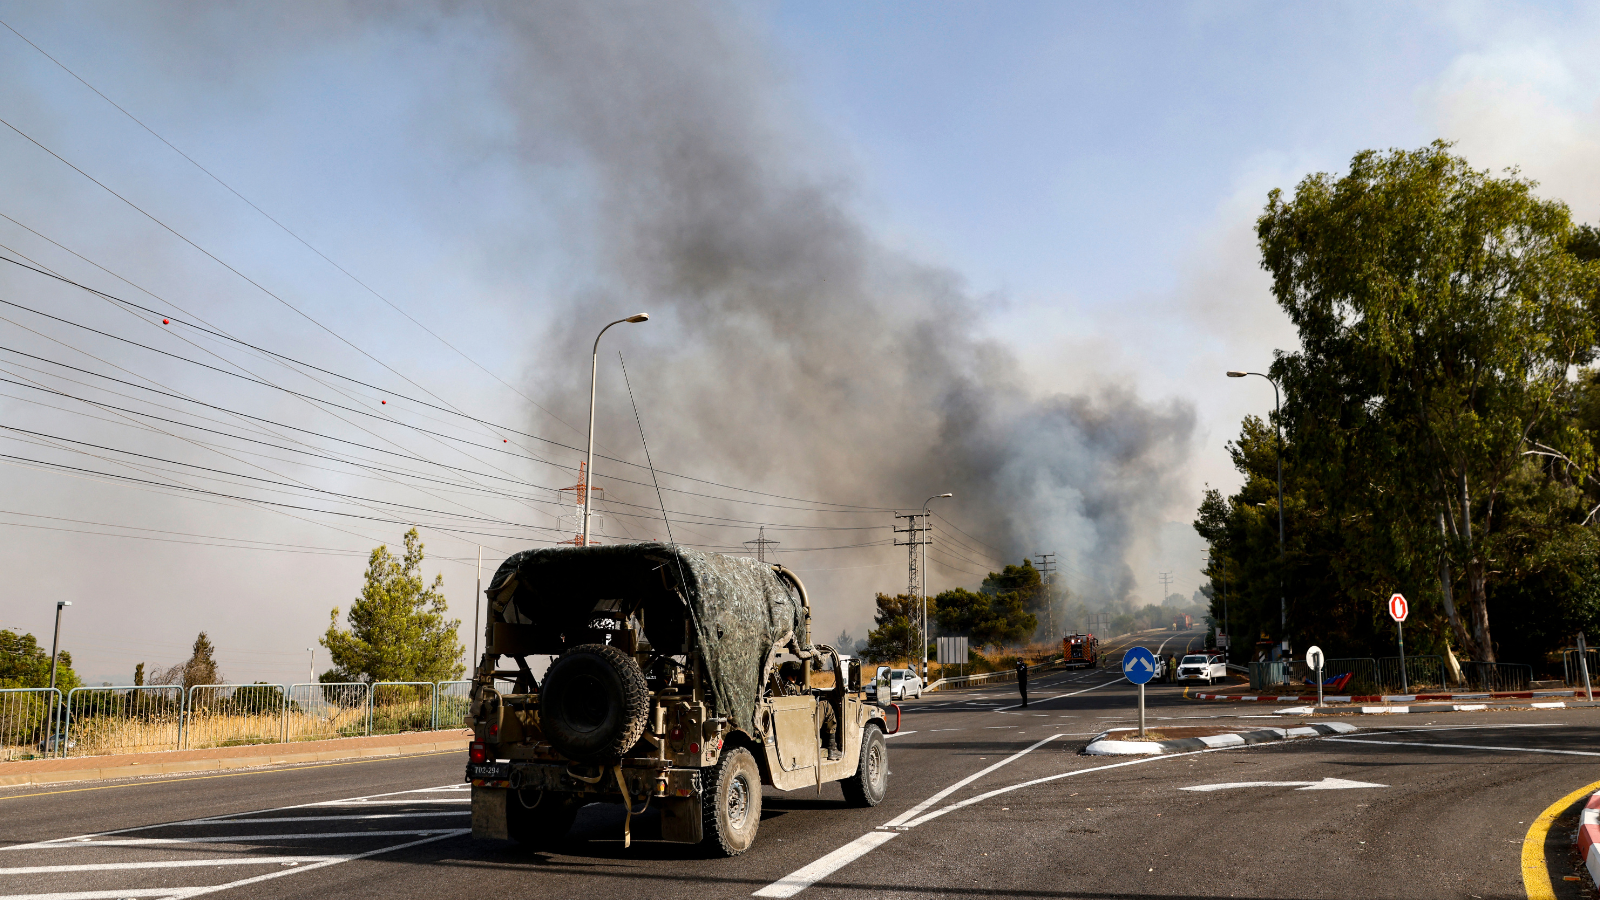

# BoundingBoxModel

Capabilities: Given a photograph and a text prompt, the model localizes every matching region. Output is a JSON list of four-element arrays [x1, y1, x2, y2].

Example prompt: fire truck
[[1061, 633, 1099, 668]]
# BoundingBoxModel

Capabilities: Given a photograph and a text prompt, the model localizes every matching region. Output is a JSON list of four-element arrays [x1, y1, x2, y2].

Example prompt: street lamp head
[[625, 313, 650, 323], [1226, 371, 1247, 378], [57, 601, 71, 609], [937, 492, 953, 498]]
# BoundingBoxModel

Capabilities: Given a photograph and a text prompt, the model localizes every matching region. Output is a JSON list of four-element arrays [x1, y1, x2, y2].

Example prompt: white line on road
[[1326, 738, 1600, 756], [0, 856, 337, 875], [750, 831, 898, 898], [992, 678, 1120, 713], [45, 829, 465, 847], [880, 733, 1064, 828], [881, 731, 917, 739]]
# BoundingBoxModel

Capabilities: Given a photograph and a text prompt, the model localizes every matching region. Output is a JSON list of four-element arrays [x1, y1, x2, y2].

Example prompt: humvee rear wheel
[[540, 643, 650, 763], [841, 724, 888, 807], [701, 746, 761, 856], [507, 789, 580, 849]]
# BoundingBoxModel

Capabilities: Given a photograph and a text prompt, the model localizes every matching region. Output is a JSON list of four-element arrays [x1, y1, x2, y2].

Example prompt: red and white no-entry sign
[[1388, 593, 1409, 623]]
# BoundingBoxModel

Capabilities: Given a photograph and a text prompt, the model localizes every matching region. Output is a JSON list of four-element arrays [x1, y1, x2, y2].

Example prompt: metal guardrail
[[1377, 656, 1446, 693], [65, 686, 184, 757], [5, 680, 478, 760], [435, 681, 472, 730], [1562, 649, 1598, 688], [926, 661, 1066, 692], [1461, 661, 1533, 693], [286, 682, 371, 743], [0, 687, 62, 760], [184, 684, 287, 750], [1252, 656, 1444, 693]]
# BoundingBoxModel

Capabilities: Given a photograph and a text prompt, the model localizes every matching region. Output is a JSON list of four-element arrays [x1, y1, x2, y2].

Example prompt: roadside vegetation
[[1199, 141, 1600, 672]]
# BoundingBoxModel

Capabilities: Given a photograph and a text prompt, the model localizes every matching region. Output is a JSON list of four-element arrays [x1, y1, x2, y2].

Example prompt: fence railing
[[0, 687, 62, 761], [65, 686, 184, 757], [1377, 656, 1446, 693], [1461, 661, 1534, 693], [184, 684, 287, 750], [1, 680, 479, 760], [1562, 649, 1599, 688], [1252, 657, 1379, 691], [436, 681, 472, 729]]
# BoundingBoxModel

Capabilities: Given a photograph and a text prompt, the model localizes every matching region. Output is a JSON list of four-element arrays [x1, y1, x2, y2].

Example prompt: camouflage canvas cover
[[485, 543, 809, 735]]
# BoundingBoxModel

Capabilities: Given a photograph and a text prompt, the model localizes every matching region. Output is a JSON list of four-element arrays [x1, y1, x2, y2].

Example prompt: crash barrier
[[0, 688, 62, 761], [925, 660, 1065, 692], [1, 681, 479, 759], [65, 686, 184, 757], [1562, 649, 1599, 687], [1461, 661, 1533, 693]]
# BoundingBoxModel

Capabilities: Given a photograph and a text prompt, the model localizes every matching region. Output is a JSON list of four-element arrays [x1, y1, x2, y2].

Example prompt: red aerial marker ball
[[162, 319, 169, 324], [381, 400, 386, 404]]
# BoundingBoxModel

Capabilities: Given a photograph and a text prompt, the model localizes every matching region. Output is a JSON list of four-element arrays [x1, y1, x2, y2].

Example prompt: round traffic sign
[[1306, 645, 1324, 671], [1388, 593, 1408, 623], [1121, 646, 1158, 685]]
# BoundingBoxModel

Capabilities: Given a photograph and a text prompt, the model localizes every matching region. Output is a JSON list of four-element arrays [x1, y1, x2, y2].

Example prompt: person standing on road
[[1016, 658, 1029, 707]]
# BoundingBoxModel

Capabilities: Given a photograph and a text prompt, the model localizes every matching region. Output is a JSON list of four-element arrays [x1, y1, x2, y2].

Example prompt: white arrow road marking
[[1180, 777, 1387, 792]]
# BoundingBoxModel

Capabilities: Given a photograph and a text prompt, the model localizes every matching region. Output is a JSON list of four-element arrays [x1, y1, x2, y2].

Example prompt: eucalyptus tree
[[1257, 142, 1600, 661]]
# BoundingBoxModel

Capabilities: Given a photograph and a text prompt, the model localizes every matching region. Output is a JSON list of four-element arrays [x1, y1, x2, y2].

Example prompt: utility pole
[[48, 600, 71, 694], [893, 512, 930, 675], [472, 545, 482, 671], [306, 647, 315, 684], [1034, 552, 1057, 639], [1158, 572, 1174, 604], [745, 526, 780, 563]]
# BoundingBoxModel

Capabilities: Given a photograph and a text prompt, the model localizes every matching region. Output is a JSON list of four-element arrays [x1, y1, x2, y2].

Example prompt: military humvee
[[465, 543, 893, 855]]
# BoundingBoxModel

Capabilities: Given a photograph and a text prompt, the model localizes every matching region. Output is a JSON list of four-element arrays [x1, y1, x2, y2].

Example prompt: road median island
[[0, 728, 469, 788], [1083, 721, 1356, 756]]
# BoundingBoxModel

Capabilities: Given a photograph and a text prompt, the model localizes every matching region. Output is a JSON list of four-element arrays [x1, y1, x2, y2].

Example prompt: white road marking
[[993, 678, 1121, 712], [47, 829, 465, 847], [751, 831, 899, 897], [0, 857, 337, 875], [882, 731, 917, 739], [1326, 738, 1600, 757], [1180, 777, 1387, 792], [881, 733, 1064, 829]]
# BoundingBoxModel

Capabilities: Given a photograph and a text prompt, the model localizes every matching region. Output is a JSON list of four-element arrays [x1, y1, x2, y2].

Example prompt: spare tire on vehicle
[[540, 643, 650, 763]]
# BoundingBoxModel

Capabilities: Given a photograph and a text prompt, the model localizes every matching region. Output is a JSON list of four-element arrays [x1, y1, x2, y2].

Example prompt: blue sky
[[2, 2, 1598, 682]]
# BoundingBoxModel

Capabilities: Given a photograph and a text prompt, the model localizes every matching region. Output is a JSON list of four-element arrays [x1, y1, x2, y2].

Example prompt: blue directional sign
[[1121, 646, 1158, 685]]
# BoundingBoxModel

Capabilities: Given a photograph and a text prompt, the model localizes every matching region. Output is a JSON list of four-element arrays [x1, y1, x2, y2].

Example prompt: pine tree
[[183, 632, 221, 688], [322, 528, 464, 683]]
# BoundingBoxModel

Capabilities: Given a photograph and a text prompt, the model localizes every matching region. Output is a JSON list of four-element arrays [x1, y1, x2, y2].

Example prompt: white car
[[876, 667, 923, 701], [1176, 653, 1227, 685]]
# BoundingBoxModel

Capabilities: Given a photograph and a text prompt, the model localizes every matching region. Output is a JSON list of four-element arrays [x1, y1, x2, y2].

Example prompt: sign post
[[1306, 644, 1324, 708], [1579, 631, 1593, 702], [1389, 593, 1409, 694], [1121, 647, 1158, 738]]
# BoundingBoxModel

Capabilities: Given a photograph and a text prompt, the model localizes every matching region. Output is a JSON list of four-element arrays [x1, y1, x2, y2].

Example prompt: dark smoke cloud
[[470, 2, 1197, 612], [103, 0, 1196, 623]]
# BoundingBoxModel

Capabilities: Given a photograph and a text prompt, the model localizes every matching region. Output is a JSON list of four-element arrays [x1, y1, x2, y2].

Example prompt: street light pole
[[583, 313, 650, 546], [921, 493, 953, 681], [48, 600, 70, 693], [306, 647, 314, 684], [1227, 370, 1286, 653]]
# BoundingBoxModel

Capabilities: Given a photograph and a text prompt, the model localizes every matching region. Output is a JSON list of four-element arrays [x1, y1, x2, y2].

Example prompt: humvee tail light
[[469, 741, 488, 764]]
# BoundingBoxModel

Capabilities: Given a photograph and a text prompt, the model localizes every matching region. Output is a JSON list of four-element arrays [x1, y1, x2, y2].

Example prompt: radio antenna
[[618, 352, 691, 594]]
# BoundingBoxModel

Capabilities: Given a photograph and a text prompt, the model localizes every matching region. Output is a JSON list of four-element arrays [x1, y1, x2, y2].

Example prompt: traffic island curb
[[1190, 689, 1584, 704], [1579, 790, 1600, 895], [1082, 722, 1356, 756], [1273, 700, 1600, 716]]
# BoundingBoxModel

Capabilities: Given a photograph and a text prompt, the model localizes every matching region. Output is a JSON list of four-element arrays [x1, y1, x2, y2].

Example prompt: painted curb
[[1272, 700, 1600, 716], [1083, 721, 1357, 756], [1579, 789, 1600, 895], [1191, 689, 1579, 704]]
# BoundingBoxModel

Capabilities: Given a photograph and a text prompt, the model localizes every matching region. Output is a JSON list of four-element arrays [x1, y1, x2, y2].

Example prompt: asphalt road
[[4, 628, 1597, 900]]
